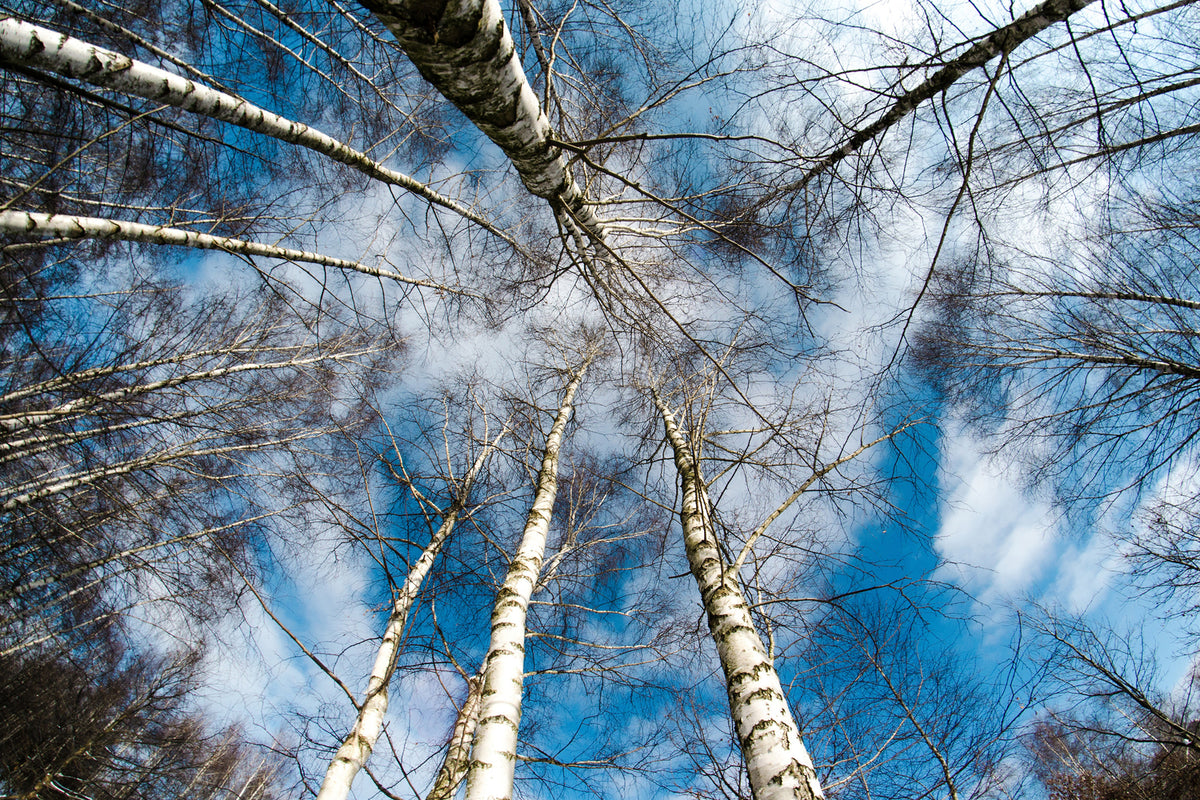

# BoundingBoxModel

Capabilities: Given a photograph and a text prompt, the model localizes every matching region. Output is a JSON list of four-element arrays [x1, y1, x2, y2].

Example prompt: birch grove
[[3, 0, 1199, 797]]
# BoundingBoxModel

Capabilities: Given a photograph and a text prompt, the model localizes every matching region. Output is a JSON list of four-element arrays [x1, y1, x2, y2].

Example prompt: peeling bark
[[653, 392, 824, 800], [466, 358, 591, 800], [317, 431, 505, 800]]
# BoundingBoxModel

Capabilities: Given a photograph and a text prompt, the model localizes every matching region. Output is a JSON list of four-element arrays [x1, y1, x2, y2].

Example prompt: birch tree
[[3, 0, 1199, 796], [426, 673, 483, 800], [651, 387, 825, 800], [317, 424, 507, 800], [466, 354, 591, 800]]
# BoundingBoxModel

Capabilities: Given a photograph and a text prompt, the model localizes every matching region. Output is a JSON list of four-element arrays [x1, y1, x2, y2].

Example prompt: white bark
[[0, 343, 273, 408], [0, 409, 198, 463], [0, 210, 458, 292], [427, 674, 484, 800], [0, 343, 375, 432], [653, 393, 824, 800], [2, 431, 320, 512], [316, 430, 506, 800], [465, 359, 591, 800], [360, 0, 607, 238], [0, 18, 516, 247]]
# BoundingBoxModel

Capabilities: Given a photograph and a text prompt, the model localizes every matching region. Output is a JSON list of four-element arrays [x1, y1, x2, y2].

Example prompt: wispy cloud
[[934, 424, 1059, 608]]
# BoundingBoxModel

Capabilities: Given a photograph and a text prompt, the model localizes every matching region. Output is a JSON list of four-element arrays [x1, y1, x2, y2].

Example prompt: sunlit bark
[[653, 391, 824, 800], [465, 357, 591, 800], [0, 17, 517, 248], [788, 0, 1100, 191], [427, 674, 483, 800], [317, 429, 506, 800], [0, 210, 458, 292], [1, 431, 319, 512], [0, 341, 377, 433], [359, 0, 606, 238]]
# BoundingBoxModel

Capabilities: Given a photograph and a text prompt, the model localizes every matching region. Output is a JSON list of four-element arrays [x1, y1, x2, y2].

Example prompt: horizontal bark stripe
[[655, 392, 824, 800]]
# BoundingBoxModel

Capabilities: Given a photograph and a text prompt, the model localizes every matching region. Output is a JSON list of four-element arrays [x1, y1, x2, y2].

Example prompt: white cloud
[[934, 426, 1058, 608], [1054, 532, 1122, 613]]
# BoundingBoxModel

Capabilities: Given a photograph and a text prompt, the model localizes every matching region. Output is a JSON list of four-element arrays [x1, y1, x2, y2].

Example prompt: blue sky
[[4, 0, 1200, 798]]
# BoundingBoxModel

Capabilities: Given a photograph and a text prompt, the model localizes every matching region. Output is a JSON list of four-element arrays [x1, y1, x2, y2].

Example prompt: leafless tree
[[0, 622, 287, 800], [1020, 608, 1200, 799], [3, 0, 1198, 797]]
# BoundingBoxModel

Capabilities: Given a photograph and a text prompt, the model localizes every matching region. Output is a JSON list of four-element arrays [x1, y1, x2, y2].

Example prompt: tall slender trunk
[[0, 211, 449, 291], [316, 429, 506, 800], [427, 673, 483, 800], [652, 392, 824, 800], [465, 358, 591, 800]]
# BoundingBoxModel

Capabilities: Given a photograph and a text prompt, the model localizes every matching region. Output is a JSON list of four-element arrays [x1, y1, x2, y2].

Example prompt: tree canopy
[[2, 0, 1199, 798]]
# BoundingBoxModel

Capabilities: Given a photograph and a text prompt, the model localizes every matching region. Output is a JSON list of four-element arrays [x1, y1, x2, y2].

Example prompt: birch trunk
[[0, 210, 452, 292], [0, 18, 513, 246], [359, 0, 606, 238], [789, 0, 1098, 191], [2, 431, 319, 512], [316, 430, 506, 800], [465, 359, 591, 800], [427, 674, 483, 800], [1, 411, 195, 464], [0, 344, 280, 407], [653, 393, 824, 800], [0, 344, 375, 433]]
